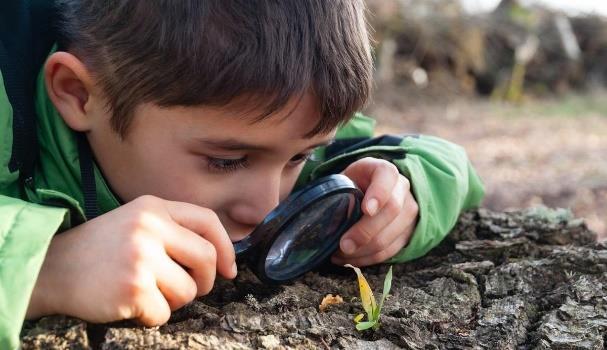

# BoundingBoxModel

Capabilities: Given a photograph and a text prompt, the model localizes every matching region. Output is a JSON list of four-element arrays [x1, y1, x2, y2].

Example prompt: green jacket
[[0, 39, 484, 350]]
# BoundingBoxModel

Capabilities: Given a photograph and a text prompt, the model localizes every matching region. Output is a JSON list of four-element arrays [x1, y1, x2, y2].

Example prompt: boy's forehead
[[194, 103, 336, 151], [211, 93, 328, 132], [234, 91, 322, 127], [154, 93, 336, 151]]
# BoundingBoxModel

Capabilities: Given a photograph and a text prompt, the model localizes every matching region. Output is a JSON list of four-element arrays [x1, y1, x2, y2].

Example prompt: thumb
[[342, 158, 399, 216]]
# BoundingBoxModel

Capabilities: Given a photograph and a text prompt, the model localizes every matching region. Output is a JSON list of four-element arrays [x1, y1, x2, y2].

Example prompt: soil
[[20, 208, 607, 349]]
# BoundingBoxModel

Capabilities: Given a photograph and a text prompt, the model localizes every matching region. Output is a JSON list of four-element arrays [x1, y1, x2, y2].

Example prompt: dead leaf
[[319, 294, 344, 312]]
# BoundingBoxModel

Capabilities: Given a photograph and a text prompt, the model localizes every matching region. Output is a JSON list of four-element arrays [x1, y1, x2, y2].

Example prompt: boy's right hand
[[26, 195, 236, 326]]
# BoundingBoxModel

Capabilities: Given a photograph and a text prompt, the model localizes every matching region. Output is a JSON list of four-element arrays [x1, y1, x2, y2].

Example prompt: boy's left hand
[[331, 157, 419, 267]]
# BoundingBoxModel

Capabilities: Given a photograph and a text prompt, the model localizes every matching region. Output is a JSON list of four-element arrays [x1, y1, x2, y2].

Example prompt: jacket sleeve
[[0, 196, 67, 350], [297, 113, 485, 263], [385, 135, 484, 263]]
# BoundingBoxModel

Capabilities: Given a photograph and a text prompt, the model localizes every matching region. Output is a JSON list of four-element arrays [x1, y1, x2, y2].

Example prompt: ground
[[20, 208, 607, 349], [367, 86, 607, 239]]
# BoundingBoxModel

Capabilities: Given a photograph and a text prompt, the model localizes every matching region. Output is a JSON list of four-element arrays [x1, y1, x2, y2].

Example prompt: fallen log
[[21, 208, 607, 349]]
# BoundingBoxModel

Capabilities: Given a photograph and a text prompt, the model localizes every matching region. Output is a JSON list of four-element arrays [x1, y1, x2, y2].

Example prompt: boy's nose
[[228, 179, 281, 227]]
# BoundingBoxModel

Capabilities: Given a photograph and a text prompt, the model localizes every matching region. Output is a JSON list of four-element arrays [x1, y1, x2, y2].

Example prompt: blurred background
[[363, 0, 607, 239]]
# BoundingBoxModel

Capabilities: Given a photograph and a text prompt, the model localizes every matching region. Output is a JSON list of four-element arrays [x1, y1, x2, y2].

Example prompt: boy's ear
[[44, 52, 98, 132]]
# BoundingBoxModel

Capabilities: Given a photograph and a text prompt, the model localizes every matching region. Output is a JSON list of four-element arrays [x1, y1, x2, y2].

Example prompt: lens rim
[[233, 174, 363, 284]]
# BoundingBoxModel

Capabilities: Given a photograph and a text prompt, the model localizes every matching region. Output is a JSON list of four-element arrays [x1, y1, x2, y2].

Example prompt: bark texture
[[21, 208, 607, 349]]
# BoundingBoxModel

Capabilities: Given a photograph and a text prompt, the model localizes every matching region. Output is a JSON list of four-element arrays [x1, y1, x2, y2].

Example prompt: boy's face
[[86, 93, 334, 241]]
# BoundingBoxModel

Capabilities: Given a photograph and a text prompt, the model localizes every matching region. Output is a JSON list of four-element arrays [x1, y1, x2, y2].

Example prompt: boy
[[0, 0, 484, 348]]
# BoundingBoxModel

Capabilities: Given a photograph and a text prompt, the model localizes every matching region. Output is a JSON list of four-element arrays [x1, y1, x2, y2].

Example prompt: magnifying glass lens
[[264, 192, 358, 280]]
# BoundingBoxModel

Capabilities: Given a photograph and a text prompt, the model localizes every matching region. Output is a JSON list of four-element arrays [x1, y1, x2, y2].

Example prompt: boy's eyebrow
[[196, 138, 334, 152]]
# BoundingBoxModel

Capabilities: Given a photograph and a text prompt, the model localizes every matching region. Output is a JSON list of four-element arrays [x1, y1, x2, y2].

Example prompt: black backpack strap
[[325, 134, 410, 159], [0, 0, 57, 186], [77, 133, 99, 219], [0, 1, 36, 184]]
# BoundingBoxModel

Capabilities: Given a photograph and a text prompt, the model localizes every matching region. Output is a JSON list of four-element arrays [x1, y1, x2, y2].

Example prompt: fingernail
[[341, 239, 357, 255], [231, 262, 238, 277], [367, 198, 379, 216]]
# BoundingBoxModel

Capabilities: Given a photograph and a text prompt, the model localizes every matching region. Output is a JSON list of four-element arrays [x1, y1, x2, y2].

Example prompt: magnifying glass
[[233, 174, 364, 284]]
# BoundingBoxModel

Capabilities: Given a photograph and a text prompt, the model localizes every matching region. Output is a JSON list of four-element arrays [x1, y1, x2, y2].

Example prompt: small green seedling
[[345, 264, 393, 331]]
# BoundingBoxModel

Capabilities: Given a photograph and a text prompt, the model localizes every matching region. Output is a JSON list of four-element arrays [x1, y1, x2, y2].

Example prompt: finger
[[338, 177, 406, 254], [337, 184, 416, 258], [164, 201, 236, 279], [134, 270, 172, 327], [162, 224, 218, 296], [342, 158, 400, 216], [336, 214, 415, 260], [152, 252, 198, 310], [332, 227, 411, 267]]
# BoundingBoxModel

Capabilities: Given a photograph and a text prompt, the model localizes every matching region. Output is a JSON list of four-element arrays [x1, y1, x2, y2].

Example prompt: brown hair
[[56, 0, 373, 137]]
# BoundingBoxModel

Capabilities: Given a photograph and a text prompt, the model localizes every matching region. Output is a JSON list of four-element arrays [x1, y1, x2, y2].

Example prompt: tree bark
[[21, 208, 607, 349]]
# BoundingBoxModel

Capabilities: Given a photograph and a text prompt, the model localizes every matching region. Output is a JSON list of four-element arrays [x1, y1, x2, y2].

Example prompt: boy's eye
[[205, 151, 317, 173], [206, 156, 249, 173], [288, 152, 315, 166]]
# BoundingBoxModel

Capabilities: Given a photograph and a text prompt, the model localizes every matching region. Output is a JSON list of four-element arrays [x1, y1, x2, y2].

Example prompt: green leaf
[[372, 305, 380, 321], [378, 266, 393, 315], [355, 320, 377, 331]]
